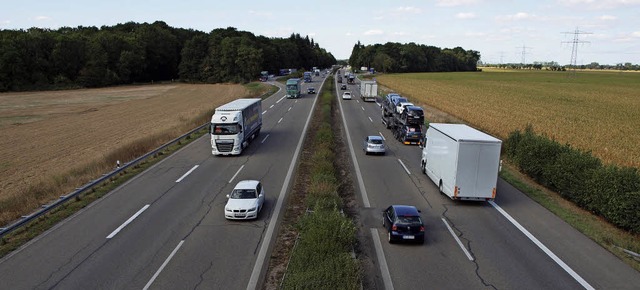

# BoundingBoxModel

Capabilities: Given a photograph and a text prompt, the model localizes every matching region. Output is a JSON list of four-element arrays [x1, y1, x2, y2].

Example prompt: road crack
[[442, 204, 497, 290]]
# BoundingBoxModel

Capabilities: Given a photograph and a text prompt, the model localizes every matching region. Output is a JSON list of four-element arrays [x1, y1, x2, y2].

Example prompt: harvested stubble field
[[0, 83, 258, 226], [376, 68, 640, 168]]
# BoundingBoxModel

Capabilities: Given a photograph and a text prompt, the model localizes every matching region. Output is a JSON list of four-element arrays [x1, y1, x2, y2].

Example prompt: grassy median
[[279, 77, 360, 289]]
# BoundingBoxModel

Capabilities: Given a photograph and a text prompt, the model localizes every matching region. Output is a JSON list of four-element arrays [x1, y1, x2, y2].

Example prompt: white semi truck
[[360, 80, 378, 102], [420, 123, 502, 201], [210, 98, 262, 155]]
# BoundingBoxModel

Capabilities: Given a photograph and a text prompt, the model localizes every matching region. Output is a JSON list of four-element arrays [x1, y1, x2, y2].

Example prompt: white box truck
[[360, 80, 378, 102], [210, 98, 262, 155], [420, 123, 502, 201]]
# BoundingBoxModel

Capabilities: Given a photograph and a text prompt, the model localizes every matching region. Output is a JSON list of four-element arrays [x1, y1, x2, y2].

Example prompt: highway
[[0, 75, 326, 289], [336, 70, 640, 289], [2, 69, 640, 290]]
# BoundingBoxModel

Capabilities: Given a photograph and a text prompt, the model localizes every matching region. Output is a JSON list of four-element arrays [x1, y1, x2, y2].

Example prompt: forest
[[349, 41, 480, 73], [0, 21, 336, 92]]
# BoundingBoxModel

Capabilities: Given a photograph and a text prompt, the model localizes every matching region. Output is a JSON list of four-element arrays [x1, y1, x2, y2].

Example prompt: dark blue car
[[382, 205, 425, 244]]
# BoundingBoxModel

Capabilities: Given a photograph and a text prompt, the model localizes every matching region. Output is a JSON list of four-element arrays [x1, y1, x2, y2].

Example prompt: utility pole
[[515, 45, 531, 65], [562, 27, 592, 74]]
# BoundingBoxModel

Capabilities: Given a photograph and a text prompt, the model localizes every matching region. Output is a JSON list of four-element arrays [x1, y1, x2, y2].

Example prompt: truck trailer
[[285, 78, 302, 98], [420, 123, 502, 201], [210, 98, 262, 156], [360, 80, 377, 102], [303, 71, 312, 83], [381, 94, 424, 145]]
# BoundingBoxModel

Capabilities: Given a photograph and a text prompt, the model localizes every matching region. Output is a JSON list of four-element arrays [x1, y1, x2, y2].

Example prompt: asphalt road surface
[[0, 74, 327, 290], [337, 69, 640, 290]]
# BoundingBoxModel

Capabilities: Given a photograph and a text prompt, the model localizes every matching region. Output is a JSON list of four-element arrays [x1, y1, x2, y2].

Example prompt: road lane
[[339, 70, 640, 289], [0, 74, 327, 289]]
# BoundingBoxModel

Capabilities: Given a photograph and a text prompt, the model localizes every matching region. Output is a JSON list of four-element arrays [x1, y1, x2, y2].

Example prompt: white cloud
[[598, 15, 617, 20], [248, 10, 273, 18], [0, 20, 10, 26], [393, 31, 410, 36], [34, 16, 52, 21], [631, 31, 640, 37], [557, 0, 640, 9], [395, 6, 422, 14], [345, 32, 353, 36], [495, 12, 537, 21], [456, 12, 476, 19], [465, 32, 486, 37], [436, 0, 479, 7], [364, 29, 384, 36]]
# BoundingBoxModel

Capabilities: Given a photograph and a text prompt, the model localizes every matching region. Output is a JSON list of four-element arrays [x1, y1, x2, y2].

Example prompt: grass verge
[[500, 162, 640, 272], [274, 77, 360, 289]]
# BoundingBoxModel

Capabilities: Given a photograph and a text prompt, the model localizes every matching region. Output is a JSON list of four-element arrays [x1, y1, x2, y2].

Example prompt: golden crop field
[[0, 83, 258, 225], [376, 68, 640, 168]]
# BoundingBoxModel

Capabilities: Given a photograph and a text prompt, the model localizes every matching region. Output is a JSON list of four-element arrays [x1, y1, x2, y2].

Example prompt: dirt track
[[0, 83, 252, 224]]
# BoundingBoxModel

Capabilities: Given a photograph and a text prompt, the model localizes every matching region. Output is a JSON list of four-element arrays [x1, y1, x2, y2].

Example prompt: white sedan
[[342, 91, 352, 100], [225, 180, 265, 220]]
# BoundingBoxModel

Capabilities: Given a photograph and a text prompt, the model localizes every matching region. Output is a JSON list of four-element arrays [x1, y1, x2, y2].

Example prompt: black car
[[337, 77, 343, 83], [382, 205, 425, 243], [307, 87, 316, 94], [340, 84, 347, 90]]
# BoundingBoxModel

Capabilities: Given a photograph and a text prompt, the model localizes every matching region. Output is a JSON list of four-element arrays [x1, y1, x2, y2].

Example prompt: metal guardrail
[[0, 84, 278, 239], [0, 123, 209, 238]]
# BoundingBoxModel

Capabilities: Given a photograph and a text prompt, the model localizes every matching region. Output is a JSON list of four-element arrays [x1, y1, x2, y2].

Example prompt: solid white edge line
[[441, 217, 474, 261], [397, 159, 411, 175], [228, 165, 245, 184], [337, 77, 371, 207], [106, 204, 150, 239], [175, 165, 199, 183], [262, 110, 267, 115], [368, 116, 373, 123], [379, 132, 386, 141], [261, 134, 270, 144], [489, 201, 594, 290], [143, 240, 185, 290], [277, 117, 283, 124], [371, 228, 395, 290], [246, 75, 326, 290]]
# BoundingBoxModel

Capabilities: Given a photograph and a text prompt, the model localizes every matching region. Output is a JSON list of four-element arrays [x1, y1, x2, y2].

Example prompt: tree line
[[0, 21, 336, 92], [348, 41, 480, 73]]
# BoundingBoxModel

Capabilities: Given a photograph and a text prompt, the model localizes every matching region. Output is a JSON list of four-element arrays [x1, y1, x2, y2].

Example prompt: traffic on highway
[[1, 68, 639, 290]]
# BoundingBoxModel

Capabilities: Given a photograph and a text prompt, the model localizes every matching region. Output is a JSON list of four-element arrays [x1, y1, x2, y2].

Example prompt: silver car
[[363, 135, 386, 155]]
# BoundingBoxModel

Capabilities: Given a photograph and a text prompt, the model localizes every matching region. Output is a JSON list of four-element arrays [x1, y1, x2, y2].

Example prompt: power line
[[515, 44, 532, 64], [562, 27, 592, 70]]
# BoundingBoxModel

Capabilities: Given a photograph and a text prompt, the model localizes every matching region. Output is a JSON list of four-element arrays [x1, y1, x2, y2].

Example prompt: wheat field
[[376, 68, 640, 168]]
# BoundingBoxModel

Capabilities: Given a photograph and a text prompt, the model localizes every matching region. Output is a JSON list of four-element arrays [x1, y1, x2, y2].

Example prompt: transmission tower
[[562, 27, 592, 71], [515, 45, 532, 65]]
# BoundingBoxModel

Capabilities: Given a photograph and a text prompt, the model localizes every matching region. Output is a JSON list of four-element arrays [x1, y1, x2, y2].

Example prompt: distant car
[[225, 180, 265, 220], [392, 97, 408, 107], [382, 205, 425, 243], [340, 84, 347, 90], [342, 91, 352, 100], [397, 102, 414, 114], [307, 87, 316, 94], [363, 135, 385, 155], [337, 77, 343, 83]]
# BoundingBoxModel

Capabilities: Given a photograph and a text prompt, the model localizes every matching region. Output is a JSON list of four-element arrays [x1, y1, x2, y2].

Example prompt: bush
[[505, 126, 640, 234]]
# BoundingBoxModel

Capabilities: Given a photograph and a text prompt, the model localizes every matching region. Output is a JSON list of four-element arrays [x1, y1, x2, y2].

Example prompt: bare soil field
[[0, 83, 256, 225]]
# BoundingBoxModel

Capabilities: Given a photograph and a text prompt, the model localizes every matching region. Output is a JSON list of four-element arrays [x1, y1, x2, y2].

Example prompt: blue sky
[[2, 0, 639, 65]]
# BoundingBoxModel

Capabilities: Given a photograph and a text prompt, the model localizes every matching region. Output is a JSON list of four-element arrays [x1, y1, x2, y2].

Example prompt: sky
[[2, 0, 639, 65]]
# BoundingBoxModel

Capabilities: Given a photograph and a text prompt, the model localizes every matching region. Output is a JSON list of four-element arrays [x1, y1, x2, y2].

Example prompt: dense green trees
[[349, 41, 480, 73], [0, 22, 336, 92]]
